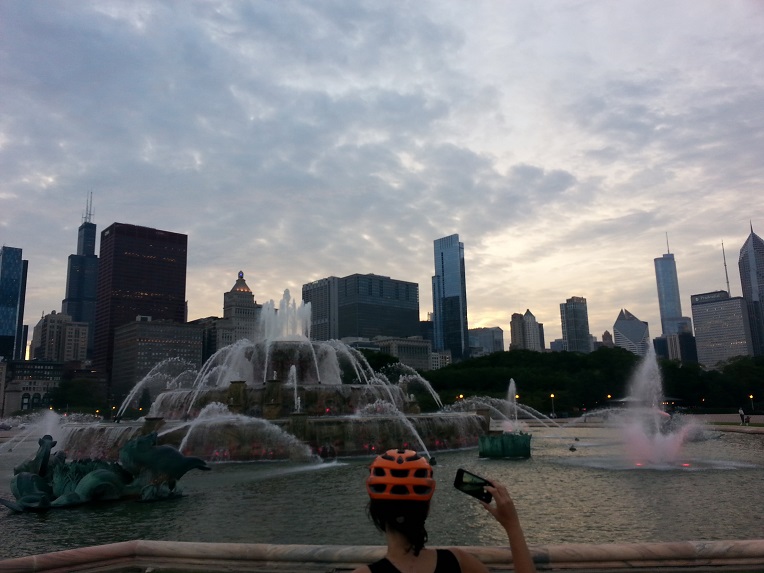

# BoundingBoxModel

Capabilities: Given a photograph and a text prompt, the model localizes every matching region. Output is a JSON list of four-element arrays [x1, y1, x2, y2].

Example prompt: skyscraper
[[302, 277, 340, 341], [0, 246, 28, 360], [303, 273, 419, 340], [509, 310, 542, 351], [432, 234, 469, 361], [613, 309, 650, 356], [560, 296, 591, 353], [468, 326, 504, 355], [223, 271, 262, 342], [31, 311, 88, 362], [654, 250, 693, 336], [93, 223, 187, 397], [738, 225, 764, 356], [690, 290, 752, 369], [62, 195, 99, 358], [509, 313, 525, 350], [190, 270, 263, 362]]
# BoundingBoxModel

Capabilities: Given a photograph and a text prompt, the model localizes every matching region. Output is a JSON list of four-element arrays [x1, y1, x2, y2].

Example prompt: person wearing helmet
[[353, 448, 536, 573]]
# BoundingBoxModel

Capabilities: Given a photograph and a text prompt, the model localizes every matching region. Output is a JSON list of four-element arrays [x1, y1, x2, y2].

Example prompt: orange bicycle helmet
[[366, 449, 435, 501]]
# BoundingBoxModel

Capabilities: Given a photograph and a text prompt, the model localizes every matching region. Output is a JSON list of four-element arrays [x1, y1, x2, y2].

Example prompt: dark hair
[[367, 499, 430, 556]]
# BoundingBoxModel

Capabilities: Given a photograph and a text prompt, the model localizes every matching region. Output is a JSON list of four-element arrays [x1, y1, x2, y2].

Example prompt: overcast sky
[[1, 1, 762, 349]]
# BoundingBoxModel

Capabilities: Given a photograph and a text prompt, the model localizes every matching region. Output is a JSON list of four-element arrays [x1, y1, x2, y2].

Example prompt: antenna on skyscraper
[[665, 232, 671, 254], [82, 192, 94, 224], [722, 240, 731, 295]]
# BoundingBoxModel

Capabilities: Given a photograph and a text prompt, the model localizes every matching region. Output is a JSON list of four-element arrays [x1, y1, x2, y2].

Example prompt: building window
[[32, 393, 42, 409], [21, 393, 31, 410]]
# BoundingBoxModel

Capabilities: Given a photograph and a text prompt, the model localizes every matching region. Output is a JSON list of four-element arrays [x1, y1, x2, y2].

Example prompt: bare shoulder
[[450, 547, 490, 573]]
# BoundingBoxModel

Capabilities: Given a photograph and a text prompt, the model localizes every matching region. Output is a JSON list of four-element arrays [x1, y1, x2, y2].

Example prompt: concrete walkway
[[688, 413, 764, 434]]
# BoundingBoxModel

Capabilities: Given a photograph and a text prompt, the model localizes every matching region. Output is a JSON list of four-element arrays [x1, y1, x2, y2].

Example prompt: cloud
[[1, 0, 762, 347]]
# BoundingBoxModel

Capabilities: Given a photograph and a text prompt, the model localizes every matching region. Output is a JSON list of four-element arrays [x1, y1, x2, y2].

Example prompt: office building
[[432, 234, 469, 361], [738, 226, 764, 356], [509, 310, 543, 351], [430, 351, 452, 370], [690, 290, 752, 369], [509, 313, 524, 350], [30, 311, 88, 362], [0, 246, 28, 360], [302, 277, 340, 341], [93, 223, 187, 397], [303, 274, 419, 341], [469, 327, 504, 356], [667, 332, 698, 364], [191, 271, 263, 362], [601, 330, 614, 348], [654, 252, 693, 336], [560, 296, 592, 353], [376, 337, 432, 371], [338, 274, 419, 339], [111, 317, 203, 401], [223, 271, 262, 342], [62, 196, 99, 358], [0, 360, 63, 416], [613, 309, 650, 356]]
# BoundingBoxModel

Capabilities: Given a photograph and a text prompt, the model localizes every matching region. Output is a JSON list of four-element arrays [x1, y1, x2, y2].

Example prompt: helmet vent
[[373, 467, 386, 477], [390, 485, 408, 495], [390, 469, 408, 478], [413, 468, 428, 478]]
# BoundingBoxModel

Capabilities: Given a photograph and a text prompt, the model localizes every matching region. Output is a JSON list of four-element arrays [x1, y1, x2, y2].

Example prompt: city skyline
[[1, 2, 762, 347]]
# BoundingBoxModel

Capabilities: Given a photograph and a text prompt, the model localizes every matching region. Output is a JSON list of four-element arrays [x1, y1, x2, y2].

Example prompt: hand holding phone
[[454, 468, 493, 503]]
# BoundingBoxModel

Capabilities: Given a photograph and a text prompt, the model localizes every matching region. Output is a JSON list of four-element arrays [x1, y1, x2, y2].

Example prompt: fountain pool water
[[0, 431, 761, 560]]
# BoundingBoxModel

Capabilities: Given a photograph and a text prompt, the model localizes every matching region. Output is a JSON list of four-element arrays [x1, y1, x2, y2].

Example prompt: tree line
[[410, 348, 764, 415]]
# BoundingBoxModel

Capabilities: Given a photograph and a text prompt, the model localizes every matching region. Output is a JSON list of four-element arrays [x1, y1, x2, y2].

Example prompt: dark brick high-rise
[[93, 223, 187, 401]]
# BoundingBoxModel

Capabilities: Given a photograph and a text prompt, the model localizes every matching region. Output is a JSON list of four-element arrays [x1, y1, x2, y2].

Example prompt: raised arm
[[482, 481, 536, 573]]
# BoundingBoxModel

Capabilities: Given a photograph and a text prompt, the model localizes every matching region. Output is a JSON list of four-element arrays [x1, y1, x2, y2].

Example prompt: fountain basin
[[60, 410, 486, 461], [479, 431, 532, 459]]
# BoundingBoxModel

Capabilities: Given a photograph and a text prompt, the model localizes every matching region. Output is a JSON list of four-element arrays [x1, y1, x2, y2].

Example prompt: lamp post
[[750, 395, 755, 411], [550, 393, 556, 417]]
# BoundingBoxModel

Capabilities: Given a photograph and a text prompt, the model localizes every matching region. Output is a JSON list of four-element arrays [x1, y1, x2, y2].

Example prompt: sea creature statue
[[0, 433, 210, 512], [119, 432, 210, 496]]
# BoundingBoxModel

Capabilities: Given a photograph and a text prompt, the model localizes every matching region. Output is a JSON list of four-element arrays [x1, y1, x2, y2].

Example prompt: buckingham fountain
[[60, 290, 485, 461]]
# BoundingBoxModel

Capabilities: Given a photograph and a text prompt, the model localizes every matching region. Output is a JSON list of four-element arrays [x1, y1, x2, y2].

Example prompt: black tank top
[[368, 549, 461, 573]]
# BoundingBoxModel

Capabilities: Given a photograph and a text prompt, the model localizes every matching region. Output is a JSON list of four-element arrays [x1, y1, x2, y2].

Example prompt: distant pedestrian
[[739, 407, 745, 425]]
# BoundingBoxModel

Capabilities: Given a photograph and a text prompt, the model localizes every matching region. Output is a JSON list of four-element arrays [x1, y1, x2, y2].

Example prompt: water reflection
[[1, 428, 762, 559]]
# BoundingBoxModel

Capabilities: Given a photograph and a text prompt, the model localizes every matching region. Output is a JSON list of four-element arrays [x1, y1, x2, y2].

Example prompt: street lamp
[[550, 393, 556, 417], [750, 395, 755, 411]]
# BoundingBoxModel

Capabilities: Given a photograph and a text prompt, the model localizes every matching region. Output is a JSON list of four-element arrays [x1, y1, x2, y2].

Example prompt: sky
[[1, 1, 763, 349]]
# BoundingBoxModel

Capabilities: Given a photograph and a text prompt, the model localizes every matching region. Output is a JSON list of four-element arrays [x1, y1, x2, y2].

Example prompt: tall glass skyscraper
[[432, 234, 469, 361], [560, 296, 591, 353], [738, 226, 764, 356], [62, 197, 99, 358], [613, 308, 650, 356], [654, 252, 692, 335], [0, 246, 28, 360]]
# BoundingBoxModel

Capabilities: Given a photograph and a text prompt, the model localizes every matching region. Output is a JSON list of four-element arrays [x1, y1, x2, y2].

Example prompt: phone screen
[[454, 468, 492, 503]]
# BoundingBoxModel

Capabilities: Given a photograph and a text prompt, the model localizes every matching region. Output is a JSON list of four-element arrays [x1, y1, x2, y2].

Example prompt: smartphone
[[453, 468, 493, 503]]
